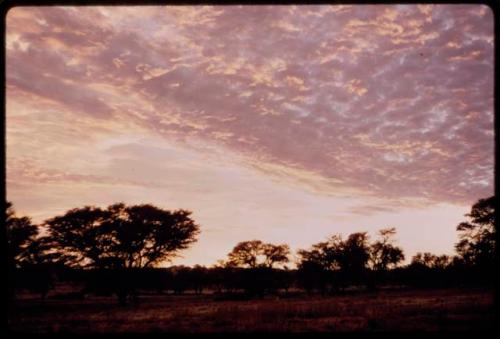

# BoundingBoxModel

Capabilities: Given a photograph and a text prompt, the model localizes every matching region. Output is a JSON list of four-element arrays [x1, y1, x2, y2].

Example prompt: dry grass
[[8, 288, 494, 332]]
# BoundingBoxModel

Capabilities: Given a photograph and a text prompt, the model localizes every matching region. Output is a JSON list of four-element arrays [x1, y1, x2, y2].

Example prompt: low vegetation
[[6, 196, 495, 332], [9, 288, 493, 332]]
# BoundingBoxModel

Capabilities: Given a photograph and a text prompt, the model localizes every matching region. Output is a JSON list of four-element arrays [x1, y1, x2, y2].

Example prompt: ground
[[8, 287, 494, 332]]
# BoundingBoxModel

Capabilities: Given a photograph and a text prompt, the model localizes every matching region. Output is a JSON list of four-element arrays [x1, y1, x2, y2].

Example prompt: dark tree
[[262, 243, 290, 268], [368, 228, 404, 289], [338, 232, 371, 286], [43, 206, 110, 268], [370, 227, 405, 271], [45, 203, 200, 269], [432, 255, 451, 269], [227, 240, 263, 268], [44, 203, 200, 304], [190, 265, 208, 294], [408, 252, 455, 288], [168, 265, 192, 294], [455, 196, 495, 268], [6, 202, 55, 301], [6, 201, 38, 270], [297, 235, 344, 271], [227, 240, 290, 268], [411, 252, 444, 268], [225, 241, 290, 297], [297, 235, 344, 293]]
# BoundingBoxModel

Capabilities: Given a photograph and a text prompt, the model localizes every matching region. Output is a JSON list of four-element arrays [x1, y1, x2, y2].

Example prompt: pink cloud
[[6, 4, 494, 210]]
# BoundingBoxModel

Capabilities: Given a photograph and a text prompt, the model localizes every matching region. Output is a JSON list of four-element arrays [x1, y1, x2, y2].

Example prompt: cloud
[[6, 4, 494, 211]]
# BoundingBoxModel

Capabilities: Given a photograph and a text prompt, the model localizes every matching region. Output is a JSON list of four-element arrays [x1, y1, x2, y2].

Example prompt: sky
[[6, 5, 494, 267]]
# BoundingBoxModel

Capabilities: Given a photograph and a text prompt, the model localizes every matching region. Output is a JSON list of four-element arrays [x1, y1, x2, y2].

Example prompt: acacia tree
[[370, 227, 405, 272], [338, 232, 371, 286], [411, 252, 433, 267], [6, 201, 38, 270], [227, 240, 263, 268], [6, 202, 54, 301], [227, 240, 290, 268], [45, 203, 201, 270], [297, 233, 372, 291], [455, 196, 495, 268], [45, 203, 200, 304], [410, 252, 451, 269], [7, 201, 38, 300], [297, 235, 343, 271], [262, 243, 290, 268], [433, 255, 452, 269], [296, 235, 344, 293], [43, 206, 110, 268]]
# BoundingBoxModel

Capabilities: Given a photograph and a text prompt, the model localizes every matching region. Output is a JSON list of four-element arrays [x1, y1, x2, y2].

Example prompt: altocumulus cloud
[[6, 5, 494, 209]]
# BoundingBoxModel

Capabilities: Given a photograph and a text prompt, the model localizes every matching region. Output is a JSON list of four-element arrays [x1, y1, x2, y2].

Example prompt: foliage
[[296, 232, 372, 291], [338, 232, 370, 281], [227, 240, 290, 268], [6, 196, 495, 300], [297, 235, 343, 271], [455, 196, 495, 267], [411, 252, 451, 269], [370, 227, 405, 271], [44, 203, 200, 269], [262, 243, 290, 268], [6, 201, 38, 269], [6, 202, 56, 300]]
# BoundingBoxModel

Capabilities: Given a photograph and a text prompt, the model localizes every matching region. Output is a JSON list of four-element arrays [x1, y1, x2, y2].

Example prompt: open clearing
[[8, 287, 494, 332]]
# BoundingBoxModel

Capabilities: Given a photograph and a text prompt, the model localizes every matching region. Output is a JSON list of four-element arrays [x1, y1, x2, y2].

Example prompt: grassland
[[8, 287, 494, 333]]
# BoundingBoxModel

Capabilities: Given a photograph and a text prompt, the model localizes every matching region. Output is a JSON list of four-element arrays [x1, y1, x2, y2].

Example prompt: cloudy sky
[[6, 5, 494, 267]]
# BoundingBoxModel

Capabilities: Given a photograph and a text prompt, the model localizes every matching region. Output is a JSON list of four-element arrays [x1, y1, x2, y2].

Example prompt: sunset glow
[[6, 5, 494, 266]]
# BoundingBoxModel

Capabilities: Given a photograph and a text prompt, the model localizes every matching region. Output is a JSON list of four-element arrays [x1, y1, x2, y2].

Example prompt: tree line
[[6, 196, 495, 304]]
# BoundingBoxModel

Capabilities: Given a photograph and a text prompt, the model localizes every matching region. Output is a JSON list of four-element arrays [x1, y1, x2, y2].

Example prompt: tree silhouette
[[6, 202, 55, 301], [7, 196, 495, 303], [42, 206, 110, 268], [410, 252, 454, 270], [408, 252, 455, 288], [411, 252, 432, 267], [368, 228, 404, 289], [44, 203, 200, 304], [228, 240, 263, 268], [433, 254, 451, 269], [297, 234, 352, 293], [225, 240, 291, 297], [338, 232, 371, 286], [297, 235, 343, 271], [297, 232, 373, 292], [455, 196, 495, 268], [262, 243, 290, 268], [45, 203, 200, 269], [6, 201, 38, 270], [370, 227, 405, 271], [227, 240, 290, 268]]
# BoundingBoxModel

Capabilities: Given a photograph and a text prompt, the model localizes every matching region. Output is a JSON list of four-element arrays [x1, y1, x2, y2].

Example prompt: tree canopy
[[297, 232, 372, 276], [370, 227, 405, 271], [411, 252, 451, 269], [44, 203, 200, 269], [455, 195, 495, 267], [6, 201, 38, 269], [338, 232, 371, 279], [227, 240, 290, 268], [297, 229, 405, 289]]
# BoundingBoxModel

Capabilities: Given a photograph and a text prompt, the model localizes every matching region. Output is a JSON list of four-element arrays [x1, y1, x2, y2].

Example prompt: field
[[8, 287, 494, 333]]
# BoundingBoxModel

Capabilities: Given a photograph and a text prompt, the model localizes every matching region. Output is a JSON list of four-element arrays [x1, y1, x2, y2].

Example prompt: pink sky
[[6, 5, 494, 267]]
